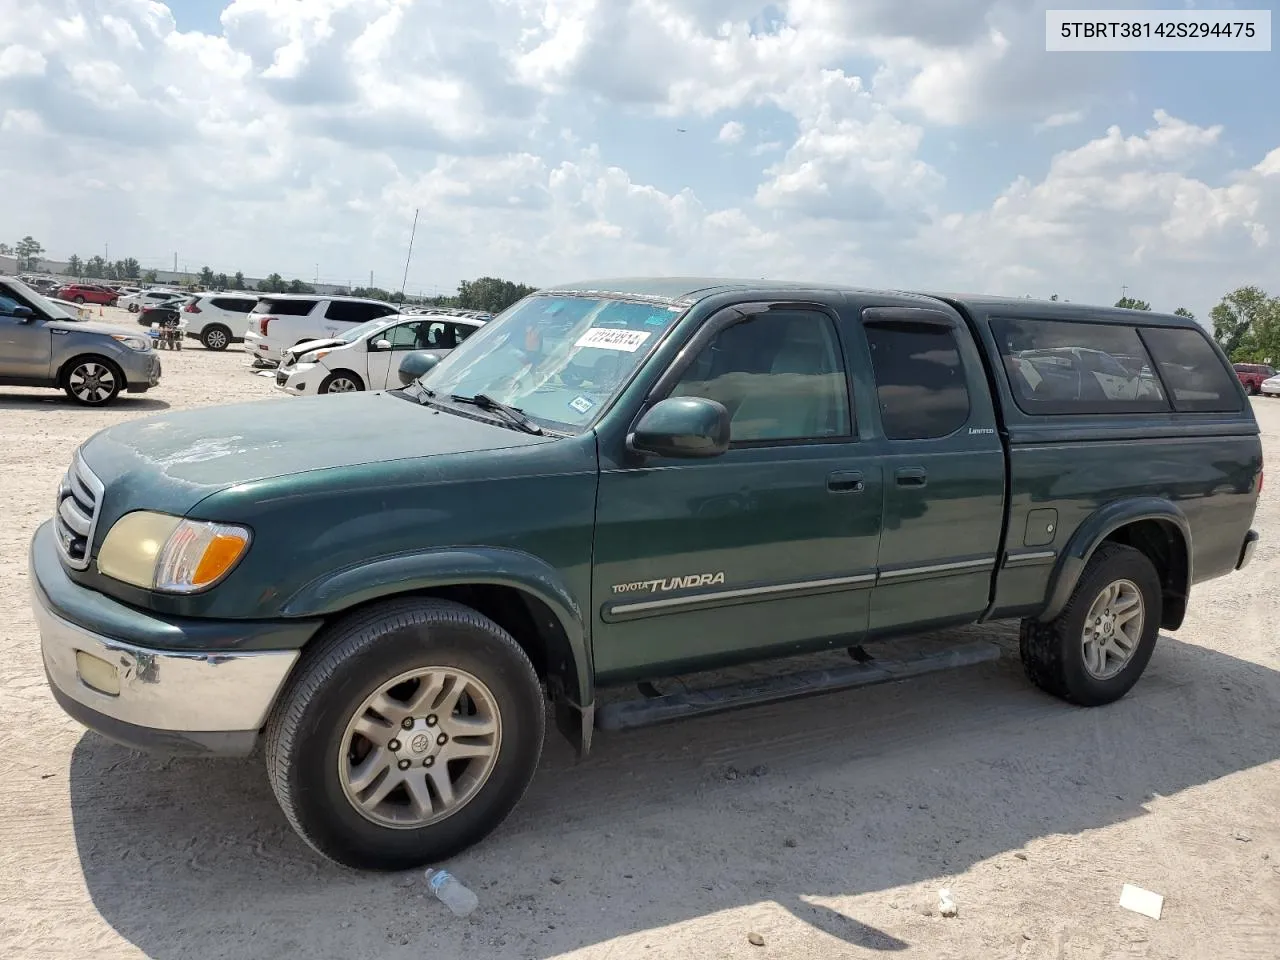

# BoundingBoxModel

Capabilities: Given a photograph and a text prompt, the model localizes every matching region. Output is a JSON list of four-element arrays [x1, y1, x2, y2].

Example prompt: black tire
[[1020, 543, 1162, 706], [74, 295, 86, 304], [201, 324, 232, 351], [61, 356, 124, 406], [1247, 382, 1259, 396], [264, 598, 545, 871], [319, 370, 365, 394]]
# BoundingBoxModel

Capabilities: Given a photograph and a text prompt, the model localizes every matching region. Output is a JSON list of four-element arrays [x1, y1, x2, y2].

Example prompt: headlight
[[97, 512, 252, 594], [308, 350, 331, 362], [112, 334, 150, 352]]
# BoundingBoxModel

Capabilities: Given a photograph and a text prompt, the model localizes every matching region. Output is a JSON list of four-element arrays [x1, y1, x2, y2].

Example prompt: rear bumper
[[1237, 529, 1259, 570], [243, 330, 279, 363]]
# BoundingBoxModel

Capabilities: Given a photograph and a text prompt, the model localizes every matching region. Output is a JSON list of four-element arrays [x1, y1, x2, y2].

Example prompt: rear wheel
[[74, 295, 85, 304], [1020, 543, 1161, 706], [202, 325, 232, 351], [264, 599, 545, 870], [319, 370, 364, 394], [1247, 381, 1259, 395]]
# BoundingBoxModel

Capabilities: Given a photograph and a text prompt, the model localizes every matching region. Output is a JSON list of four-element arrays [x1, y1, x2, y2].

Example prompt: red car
[[1233, 363, 1275, 395], [56, 283, 118, 306]]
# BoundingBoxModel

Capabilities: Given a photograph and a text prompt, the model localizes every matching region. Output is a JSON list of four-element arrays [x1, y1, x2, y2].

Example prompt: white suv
[[275, 313, 485, 395], [243, 295, 398, 365], [121, 289, 185, 313], [179, 293, 260, 350]]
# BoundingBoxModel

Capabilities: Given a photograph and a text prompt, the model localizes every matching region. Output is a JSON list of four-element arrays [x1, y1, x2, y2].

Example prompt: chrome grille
[[54, 451, 104, 570]]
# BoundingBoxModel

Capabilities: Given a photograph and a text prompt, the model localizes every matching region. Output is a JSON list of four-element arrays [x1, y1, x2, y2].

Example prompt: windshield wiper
[[449, 393, 543, 434]]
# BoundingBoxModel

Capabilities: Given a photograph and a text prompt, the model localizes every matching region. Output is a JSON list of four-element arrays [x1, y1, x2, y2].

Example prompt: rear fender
[[1038, 497, 1192, 625]]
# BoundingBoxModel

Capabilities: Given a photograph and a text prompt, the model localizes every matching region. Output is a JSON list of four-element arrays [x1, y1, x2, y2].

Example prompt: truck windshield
[[414, 294, 685, 431]]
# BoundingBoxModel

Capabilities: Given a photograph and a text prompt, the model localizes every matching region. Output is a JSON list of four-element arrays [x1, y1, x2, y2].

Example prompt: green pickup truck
[[31, 278, 1261, 870]]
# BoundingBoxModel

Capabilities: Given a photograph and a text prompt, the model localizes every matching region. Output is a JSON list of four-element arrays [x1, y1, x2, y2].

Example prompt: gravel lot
[[1, 310, 1277, 959]]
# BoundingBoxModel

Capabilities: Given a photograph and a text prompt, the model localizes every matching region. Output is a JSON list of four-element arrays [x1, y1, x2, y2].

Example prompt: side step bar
[[595, 640, 1002, 732]]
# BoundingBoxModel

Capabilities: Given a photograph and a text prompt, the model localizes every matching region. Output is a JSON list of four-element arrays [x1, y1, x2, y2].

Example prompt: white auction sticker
[[575, 328, 652, 352], [1046, 10, 1271, 51]]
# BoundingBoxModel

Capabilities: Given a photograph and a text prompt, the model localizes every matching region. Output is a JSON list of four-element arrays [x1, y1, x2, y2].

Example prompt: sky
[[1, 0, 1277, 316]]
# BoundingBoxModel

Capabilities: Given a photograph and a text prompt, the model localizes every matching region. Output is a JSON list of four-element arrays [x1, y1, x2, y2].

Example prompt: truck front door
[[851, 305, 1006, 633], [591, 302, 884, 682]]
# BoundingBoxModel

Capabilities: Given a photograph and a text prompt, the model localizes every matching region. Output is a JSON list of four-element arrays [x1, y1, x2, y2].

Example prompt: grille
[[54, 451, 105, 570]]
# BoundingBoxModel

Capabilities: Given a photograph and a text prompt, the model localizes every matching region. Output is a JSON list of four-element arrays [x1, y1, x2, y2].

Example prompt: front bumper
[[123, 350, 162, 392], [30, 522, 304, 756], [277, 362, 318, 395]]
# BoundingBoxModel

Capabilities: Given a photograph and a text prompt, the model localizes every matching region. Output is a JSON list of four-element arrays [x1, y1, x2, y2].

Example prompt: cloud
[[1034, 109, 1086, 133], [718, 120, 745, 144], [0, 0, 1274, 322]]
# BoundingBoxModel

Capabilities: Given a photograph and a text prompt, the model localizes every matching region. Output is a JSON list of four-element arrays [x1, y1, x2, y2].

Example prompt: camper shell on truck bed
[[31, 277, 1260, 870]]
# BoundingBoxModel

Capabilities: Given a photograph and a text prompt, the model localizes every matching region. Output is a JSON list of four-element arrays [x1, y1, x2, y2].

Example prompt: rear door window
[[864, 321, 971, 440], [325, 301, 393, 324], [254, 298, 316, 316], [1138, 326, 1243, 412], [211, 297, 255, 313], [991, 317, 1169, 414]]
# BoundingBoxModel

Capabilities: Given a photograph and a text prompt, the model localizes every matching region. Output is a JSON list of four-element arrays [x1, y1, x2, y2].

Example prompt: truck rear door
[[847, 303, 1007, 633]]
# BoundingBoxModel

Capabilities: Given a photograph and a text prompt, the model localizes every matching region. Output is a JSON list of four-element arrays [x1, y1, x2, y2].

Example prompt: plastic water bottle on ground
[[425, 868, 479, 917]]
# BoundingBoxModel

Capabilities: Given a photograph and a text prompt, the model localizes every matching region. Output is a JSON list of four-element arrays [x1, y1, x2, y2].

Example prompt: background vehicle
[[29, 280, 1260, 869], [0, 276, 161, 405], [179, 293, 259, 350], [243, 294, 398, 366], [120, 289, 185, 313], [56, 283, 118, 307], [277, 314, 484, 394], [1233, 362, 1275, 395], [1260, 372, 1280, 397]]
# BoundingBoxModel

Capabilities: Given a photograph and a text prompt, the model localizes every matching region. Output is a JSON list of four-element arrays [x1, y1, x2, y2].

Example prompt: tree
[[142, 269, 158, 283], [14, 235, 44, 271], [256, 273, 287, 293], [1049, 293, 1059, 301], [212, 272, 229, 290], [1173, 307, 1195, 320], [1115, 296, 1151, 311], [455, 276, 537, 314], [83, 255, 106, 279], [350, 286, 394, 301], [199, 266, 215, 287], [65, 254, 82, 277], [1211, 286, 1280, 362], [286, 278, 315, 294], [0, 242, 12, 256], [230, 271, 247, 290]]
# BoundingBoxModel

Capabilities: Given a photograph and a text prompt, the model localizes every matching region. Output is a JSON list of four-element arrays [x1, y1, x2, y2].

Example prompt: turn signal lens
[[155, 520, 252, 593]]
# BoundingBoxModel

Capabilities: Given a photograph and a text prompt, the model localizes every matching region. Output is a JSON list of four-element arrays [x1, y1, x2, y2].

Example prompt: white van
[[243, 295, 398, 366]]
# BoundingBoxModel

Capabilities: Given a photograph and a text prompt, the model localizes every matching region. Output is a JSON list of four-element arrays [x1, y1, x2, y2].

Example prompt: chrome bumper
[[36, 594, 298, 755]]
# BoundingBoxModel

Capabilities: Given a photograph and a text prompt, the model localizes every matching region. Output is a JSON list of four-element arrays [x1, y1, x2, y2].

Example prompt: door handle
[[827, 470, 865, 494], [895, 466, 927, 487]]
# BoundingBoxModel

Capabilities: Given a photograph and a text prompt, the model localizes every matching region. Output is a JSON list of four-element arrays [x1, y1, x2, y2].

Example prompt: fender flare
[[281, 545, 593, 717], [1038, 497, 1192, 624]]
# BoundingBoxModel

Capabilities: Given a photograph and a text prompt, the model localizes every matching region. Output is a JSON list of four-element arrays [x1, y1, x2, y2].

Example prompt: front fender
[[281, 546, 592, 712], [1039, 497, 1191, 623]]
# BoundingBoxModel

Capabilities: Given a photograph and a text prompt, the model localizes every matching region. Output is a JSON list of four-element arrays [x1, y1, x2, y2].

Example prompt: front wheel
[[319, 370, 364, 394], [62, 357, 123, 406], [1020, 543, 1162, 706], [264, 599, 545, 870]]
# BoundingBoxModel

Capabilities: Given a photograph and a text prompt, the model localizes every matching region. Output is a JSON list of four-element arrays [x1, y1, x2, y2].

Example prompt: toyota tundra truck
[[30, 278, 1261, 870]]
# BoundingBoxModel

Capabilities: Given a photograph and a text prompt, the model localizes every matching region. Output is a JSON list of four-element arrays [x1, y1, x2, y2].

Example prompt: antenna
[[401, 207, 419, 298]]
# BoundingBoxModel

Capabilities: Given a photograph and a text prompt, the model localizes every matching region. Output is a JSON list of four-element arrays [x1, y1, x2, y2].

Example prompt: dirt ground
[[0, 308, 1277, 959]]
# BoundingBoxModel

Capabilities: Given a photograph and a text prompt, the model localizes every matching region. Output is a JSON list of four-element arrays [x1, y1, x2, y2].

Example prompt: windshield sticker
[[575, 328, 652, 353], [569, 395, 594, 414]]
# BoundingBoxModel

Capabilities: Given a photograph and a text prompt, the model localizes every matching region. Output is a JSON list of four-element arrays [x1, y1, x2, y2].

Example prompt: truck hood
[[79, 391, 554, 521], [48, 319, 143, 338]]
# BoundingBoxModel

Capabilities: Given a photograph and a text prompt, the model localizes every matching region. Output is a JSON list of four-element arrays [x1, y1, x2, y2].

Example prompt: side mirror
[[5, 305, 35, 321], [397, 350, 442, 386], [372, 338, 392, 351], [628, 396, 730, 459]]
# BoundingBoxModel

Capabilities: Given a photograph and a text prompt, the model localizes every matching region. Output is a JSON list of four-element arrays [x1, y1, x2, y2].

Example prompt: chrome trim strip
[[876, 557, 995, 581], [55, 451, 104, 571], [610, 572, 877, 615], [1003, 550, 1057, 568], [58, 497, 91, 536]]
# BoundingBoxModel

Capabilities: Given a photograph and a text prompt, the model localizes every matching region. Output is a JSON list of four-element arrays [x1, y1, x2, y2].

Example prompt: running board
[[595, 640, 1002, 732]]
